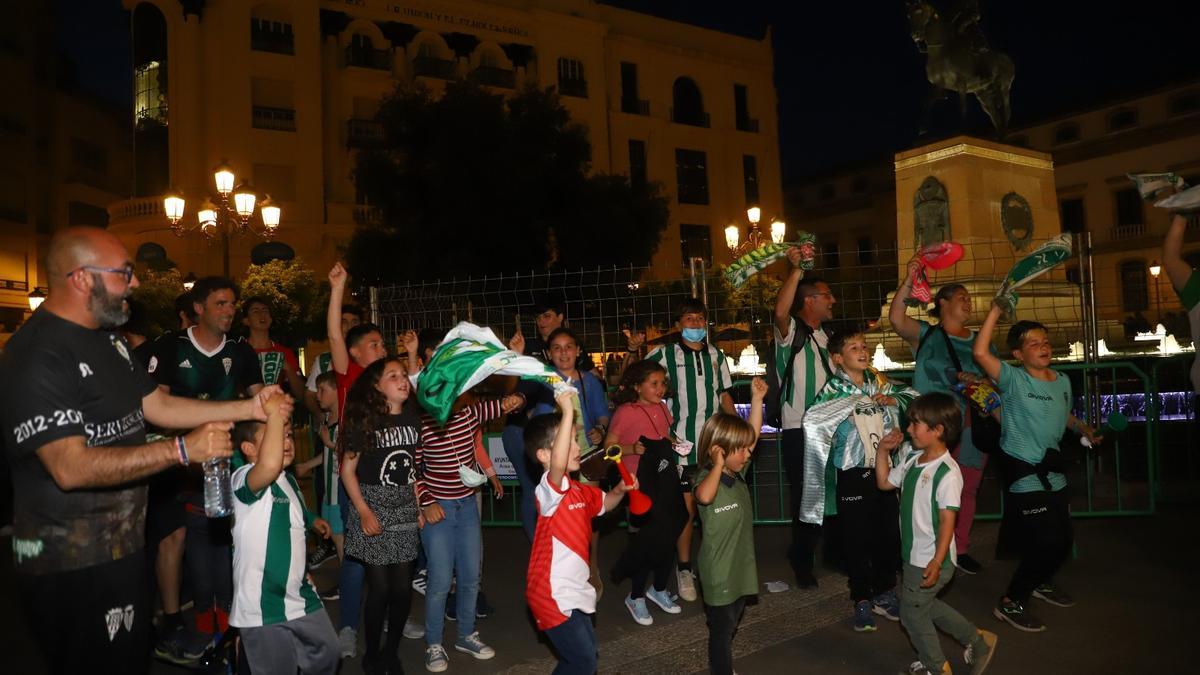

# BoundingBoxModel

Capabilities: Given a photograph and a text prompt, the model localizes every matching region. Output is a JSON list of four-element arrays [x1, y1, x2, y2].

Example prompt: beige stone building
[[788, 80, 1200, 333], [108, 0, 783, 282], [0, 2, 133, 333]]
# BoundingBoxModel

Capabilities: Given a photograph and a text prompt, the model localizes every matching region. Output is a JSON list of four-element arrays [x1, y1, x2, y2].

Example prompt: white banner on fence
[[485, 433, 517, 481]]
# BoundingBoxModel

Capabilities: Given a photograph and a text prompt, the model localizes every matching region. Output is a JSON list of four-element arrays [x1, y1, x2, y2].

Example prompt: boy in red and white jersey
[[525, 392, 635, 674]]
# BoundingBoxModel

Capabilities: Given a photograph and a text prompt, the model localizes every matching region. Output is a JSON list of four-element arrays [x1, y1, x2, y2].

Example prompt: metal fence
[[367, 236, 1180, 524]]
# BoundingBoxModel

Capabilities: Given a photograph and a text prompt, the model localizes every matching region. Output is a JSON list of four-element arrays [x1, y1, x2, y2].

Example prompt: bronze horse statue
[[907, 0, 1014, 137]]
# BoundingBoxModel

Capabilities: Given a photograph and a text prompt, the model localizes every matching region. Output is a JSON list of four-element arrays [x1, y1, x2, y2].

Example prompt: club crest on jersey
[[222, 357, 233, 375], [110, 336, 132, 367]]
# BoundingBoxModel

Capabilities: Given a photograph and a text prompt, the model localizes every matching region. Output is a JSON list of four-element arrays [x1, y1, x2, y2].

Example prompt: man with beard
[[0, 227, 285, 674], [146, 275, 263, 657]]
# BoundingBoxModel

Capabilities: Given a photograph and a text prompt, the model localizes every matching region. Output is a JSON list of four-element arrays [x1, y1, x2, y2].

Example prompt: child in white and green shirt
[[230, 394, 339, 674], [875, 392, 996, 675]]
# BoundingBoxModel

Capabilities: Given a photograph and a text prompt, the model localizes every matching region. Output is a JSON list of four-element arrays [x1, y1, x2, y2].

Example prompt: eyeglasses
[[69, 264, 135, 284]]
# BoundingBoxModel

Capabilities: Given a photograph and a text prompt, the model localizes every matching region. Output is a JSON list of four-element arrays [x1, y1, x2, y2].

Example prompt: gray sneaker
[[453, 631, 496, 660], [964, 629, 998, 675], [338, 626, 357, 659], [425, 644, 449, 672]]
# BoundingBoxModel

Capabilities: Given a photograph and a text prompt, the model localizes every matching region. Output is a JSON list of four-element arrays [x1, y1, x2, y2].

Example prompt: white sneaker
[[677, 568, 698, 602], [425, 644, 449, 672], [453, 631, 495, 660], [402, 617, 425, 640], [625, 594, 653, 626], [337, 626, 357, 659]]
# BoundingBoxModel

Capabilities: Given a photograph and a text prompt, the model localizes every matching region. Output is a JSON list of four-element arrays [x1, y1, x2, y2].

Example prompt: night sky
[[55, 0, 1200, 183]]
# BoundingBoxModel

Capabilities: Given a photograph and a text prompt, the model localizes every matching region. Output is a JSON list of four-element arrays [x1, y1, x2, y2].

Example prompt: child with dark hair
[[693, 377, 767, 675], [874, 393, 998, 675], [627, 298, 734, 601], [973, 305, 1102, 633], [605, 359, 688, 625], [339, 357, 423, 675], [524, 394, 634, 675], [229, 395, 339, 675], [802, 330, 917, 632]]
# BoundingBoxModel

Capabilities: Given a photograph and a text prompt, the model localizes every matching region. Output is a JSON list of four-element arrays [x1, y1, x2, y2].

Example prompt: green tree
[[348, 81, 669, 283], [239, 259, 328, 344], [132, 267, 185, 339]]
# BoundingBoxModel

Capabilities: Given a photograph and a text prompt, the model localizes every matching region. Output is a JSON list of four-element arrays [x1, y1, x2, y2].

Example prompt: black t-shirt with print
[[347, 411, 422, 487], [0, 309, 158, 575]]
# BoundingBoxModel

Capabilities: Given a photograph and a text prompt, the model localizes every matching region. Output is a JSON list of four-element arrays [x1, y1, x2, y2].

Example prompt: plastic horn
[[602, 445, 652, 515], [1081, 411, 1128, 448]]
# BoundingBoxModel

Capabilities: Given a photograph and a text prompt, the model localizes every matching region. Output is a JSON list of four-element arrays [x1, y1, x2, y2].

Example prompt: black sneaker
[[794, 569, 818, 589], [320, 585, 340, 601], [993, 598, 1046, 632], [307, 541, 336, 568], [153, 626, 194, 665], [475, 591, 494, 619], [957, 554, 983, 576], [1032, 584, 1076, 607]]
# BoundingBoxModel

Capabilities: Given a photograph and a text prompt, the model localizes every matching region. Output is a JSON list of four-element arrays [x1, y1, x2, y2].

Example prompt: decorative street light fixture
[[182, 272, 197, 291], [163, 159, 282, 276], [725, 205, 786, 257], [1150, 260, 1162, 325]]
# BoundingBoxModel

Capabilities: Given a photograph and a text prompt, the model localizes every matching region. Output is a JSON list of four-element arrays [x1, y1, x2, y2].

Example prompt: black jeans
[[19, 553, 152, 675], [836, 468, 899, 602], [781, 428, 822, 575], [184, 504, 233, 632], [1005, 488, 1073, 602], [545, 609, 598, 675], [705, 597, 747, 675]]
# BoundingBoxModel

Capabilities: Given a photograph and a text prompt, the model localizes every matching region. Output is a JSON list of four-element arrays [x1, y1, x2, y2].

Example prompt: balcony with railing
[[736, 116, 760, 133], [250, 22, 294, 55], [471, 66, 515, 89], [346, 119, 384, 148], [252, 106, 296, 132], [558, 78, 588, 98], [353, 205, 383, 226], [344, 46, 392, 71], [621, 97, 650, 115], [670, 107, 710, 128], [1110, 223, 1147, 240], [412, 56, 457, 80]]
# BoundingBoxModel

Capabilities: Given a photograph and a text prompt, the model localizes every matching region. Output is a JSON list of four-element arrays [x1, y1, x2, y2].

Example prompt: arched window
[[1120, 260, 1148, 312], [672, 77, 707, 127], [131, 3, 168, 197]]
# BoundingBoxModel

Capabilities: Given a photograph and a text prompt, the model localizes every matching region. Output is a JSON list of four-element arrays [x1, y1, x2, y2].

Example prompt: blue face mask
[[681, 327, 707, 343]]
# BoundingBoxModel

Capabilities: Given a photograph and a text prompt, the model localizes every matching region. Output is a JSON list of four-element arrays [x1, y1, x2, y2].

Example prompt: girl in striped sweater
[[415, 390, 523, 672]]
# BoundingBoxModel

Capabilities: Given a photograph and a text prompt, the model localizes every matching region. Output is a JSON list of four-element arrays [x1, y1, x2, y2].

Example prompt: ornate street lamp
[[27, 288, 46, 311], [163, 159, 282, 276], [725, 206, 786, 257]]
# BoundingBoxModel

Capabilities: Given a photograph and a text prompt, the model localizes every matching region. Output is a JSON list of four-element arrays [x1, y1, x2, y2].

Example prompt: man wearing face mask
[[630, 298, 735, 603]]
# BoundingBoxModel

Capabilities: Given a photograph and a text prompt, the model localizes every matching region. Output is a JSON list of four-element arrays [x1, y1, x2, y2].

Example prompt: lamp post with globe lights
[[163, 160, 282, 277], [724, 205, 786, 257]]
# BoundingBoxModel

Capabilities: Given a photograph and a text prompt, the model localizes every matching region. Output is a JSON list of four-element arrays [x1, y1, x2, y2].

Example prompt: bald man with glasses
[[0, 227, 288, 674]]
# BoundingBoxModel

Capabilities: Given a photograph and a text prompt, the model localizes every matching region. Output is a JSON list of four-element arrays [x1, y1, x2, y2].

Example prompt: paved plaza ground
[[3, 504, 1193, 673]]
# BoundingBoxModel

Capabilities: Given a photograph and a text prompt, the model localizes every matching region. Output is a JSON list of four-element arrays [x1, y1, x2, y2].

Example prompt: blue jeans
[[545, 610, 598, 675], [420, 496, 482, 644], [502, 424, 537, 541], [338, 481, 365, 631]]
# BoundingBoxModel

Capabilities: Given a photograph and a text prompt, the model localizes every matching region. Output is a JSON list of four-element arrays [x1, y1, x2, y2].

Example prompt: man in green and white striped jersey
[[230, 394, 339, 674], [638, 298, 735, 602], [772, 248, 837, 589]]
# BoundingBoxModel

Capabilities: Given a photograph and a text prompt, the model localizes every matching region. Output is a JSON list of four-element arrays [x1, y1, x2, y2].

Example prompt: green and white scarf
[[798, 369, 917, 524], [994, 233, 1073, 320], [415, 323, 586, 447], [723, 233, 818, 289]]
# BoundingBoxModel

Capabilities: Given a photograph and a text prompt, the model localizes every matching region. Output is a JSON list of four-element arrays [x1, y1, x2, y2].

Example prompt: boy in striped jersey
[[874, 393, 997, 675], [230, 394, 339, 674], [639, 299, 734, 601]]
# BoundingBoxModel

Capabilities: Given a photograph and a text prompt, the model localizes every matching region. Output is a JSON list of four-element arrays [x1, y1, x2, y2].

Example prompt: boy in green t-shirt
[[973, 303, 1103, 633], [693, 377, 765, 675]]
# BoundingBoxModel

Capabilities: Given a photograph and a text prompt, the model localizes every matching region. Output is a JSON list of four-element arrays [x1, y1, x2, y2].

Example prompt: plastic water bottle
[[203, 457, 233, 517]]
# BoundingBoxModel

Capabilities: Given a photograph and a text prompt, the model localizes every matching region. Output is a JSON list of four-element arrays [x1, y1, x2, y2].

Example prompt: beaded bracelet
[[175, 435, 189, 466]]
